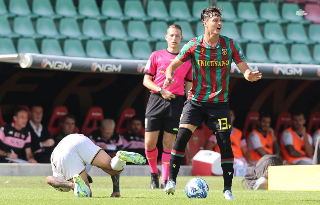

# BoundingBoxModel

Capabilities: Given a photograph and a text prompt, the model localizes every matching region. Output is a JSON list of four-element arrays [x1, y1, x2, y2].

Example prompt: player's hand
[[163, 71, 175, 88], [267, 127, 276, 139], [110, 192, 120, 197], [7, 152, 18, 159], [301, 127, 307, 138], [160, 89, 176, 100], [28, 158, 37, 163], [245, 70, 262, 82]]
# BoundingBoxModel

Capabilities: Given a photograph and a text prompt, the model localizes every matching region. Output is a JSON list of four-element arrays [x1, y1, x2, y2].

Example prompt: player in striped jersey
[[163, 6, 262, 200]]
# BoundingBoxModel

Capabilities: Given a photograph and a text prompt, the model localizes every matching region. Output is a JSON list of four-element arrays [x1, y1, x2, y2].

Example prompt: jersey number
[[218, 118, 229, 130]]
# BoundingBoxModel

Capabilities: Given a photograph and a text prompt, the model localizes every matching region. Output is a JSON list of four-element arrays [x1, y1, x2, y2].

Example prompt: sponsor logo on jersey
[[197, 60, 230, 67]]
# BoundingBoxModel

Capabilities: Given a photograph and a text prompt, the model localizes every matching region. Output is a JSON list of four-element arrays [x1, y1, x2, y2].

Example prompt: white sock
[[111, 156, 126, 171]]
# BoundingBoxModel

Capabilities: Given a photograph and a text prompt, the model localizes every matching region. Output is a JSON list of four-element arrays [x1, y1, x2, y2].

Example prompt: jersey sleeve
[[177, 40, 195, 62], [281, 131, 293, 146], [231, 40, 246, 64], [24, 132, 31, 149], [143, 52, 157, 76], [307, 134, 313, 146], [185, 61, 193, 82], [248, 132, 262, 150], [313, 130, 320, 147]]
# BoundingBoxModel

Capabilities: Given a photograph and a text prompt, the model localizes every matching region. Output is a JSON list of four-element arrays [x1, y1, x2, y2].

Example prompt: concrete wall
[[0, 163, 192, 176]]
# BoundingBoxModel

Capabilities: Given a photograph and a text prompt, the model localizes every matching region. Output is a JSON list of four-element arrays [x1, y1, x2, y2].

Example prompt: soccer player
[[206, 110, 254, 167], [143, 24, 192, 189], [163, 6, 262, 200], [46, 134, 146, 197]]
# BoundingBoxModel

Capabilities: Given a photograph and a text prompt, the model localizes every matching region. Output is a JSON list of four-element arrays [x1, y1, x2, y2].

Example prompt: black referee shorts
[[180, 100, 231, 133], [145, 93, 185, 134]]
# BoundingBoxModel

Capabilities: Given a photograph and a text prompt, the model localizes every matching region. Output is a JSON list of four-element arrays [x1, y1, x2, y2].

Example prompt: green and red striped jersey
[[177, 35, 245, 103]]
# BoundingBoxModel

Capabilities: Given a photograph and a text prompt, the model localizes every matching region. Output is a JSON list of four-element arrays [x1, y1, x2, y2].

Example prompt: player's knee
[[173, 128, 193, 151]]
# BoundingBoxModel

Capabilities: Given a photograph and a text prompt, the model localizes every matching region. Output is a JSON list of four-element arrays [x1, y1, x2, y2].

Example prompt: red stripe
[[230, 38, 242, 64], [208, 40, 218, 103], [196, 38, 207, 102], [221, 158, 234, 162], [171, 149, 185, 155], [188, 40, 198, 100], [218, 37, 228, 102]]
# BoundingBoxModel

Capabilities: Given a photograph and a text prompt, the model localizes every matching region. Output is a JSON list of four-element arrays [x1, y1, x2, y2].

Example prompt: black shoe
[[160, 180, 168, 189], [150, 173, 159, 189]]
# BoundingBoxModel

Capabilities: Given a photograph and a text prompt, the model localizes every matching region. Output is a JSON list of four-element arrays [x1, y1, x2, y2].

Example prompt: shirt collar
[[29, 120, 43, 136]]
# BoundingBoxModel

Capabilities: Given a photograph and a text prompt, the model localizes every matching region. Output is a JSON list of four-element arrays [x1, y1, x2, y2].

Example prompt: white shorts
[[51, 134, 101, 180]]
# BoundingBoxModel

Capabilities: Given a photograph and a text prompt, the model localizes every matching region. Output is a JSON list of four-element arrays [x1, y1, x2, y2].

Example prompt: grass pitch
[[0, 176, 319, 205]]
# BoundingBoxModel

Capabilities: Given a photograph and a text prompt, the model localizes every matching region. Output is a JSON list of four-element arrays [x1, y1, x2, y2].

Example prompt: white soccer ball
[[185, 178, 209, 198]]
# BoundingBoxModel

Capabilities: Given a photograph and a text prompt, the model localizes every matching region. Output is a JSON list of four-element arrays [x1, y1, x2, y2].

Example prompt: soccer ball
[[185, 178, 209, 198]]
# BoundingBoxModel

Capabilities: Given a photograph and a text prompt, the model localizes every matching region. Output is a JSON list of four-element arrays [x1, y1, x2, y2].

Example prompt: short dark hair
[[201, 6, 222, 21], [259, 112, 271, 121], [14, 107, 28, 117], [167, 24, 182, 35], [292, 111, 305, 118], [30, 104, 43, 111], [130, 115, 142, 124], [61, 114, 76, 123]]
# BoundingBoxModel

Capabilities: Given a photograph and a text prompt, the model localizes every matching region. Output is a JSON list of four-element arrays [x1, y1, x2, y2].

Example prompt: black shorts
[[180, 100, 231, 133], [145, 93, 185, 134]]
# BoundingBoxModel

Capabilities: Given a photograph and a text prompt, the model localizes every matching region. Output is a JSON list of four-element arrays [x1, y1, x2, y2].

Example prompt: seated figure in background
[[54, 114, 76, 146], [123, 116, 145, 158], [280, 112, 313, 165], [248, 113, 280, 164], [0, 107, 37, 163], [27, 104, 54, 163], [89, 119, 125, 158]]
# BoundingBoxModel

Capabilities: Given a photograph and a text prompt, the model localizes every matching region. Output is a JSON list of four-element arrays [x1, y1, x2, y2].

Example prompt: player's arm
[[110, 175, 120, 197], [143, 75, 175, 100], [255, 147, 270, 157], [184, 81, 192, 98], [46, 176, 74, 189], [164, 58, 185, 88], [165, 40, 194, 88], [237, 62, 262, 82], [25, 147, 37, 163], [285, 145, 306, 158], [231, 40, 262, 82], [241, 145, 254, 166], [303, 134, 313, 158]]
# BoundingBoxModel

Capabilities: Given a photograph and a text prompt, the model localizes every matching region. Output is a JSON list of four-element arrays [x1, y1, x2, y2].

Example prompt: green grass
[[0, 176, 319, 205]]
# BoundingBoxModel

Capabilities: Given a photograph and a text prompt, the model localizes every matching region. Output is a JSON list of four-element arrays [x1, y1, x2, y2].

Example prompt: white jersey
[[51, 134, 101, 180]]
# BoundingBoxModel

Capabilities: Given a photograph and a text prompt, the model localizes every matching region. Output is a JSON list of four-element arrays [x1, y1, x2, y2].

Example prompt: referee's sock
[[169, 128, 193, 183], [145, 147, 158, 174]]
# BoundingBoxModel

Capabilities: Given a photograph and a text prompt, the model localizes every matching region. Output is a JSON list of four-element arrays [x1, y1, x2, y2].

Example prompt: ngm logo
[[91, 62, 122, 73], [273, 66, 303, 76], [41, 59, 72, 70]]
